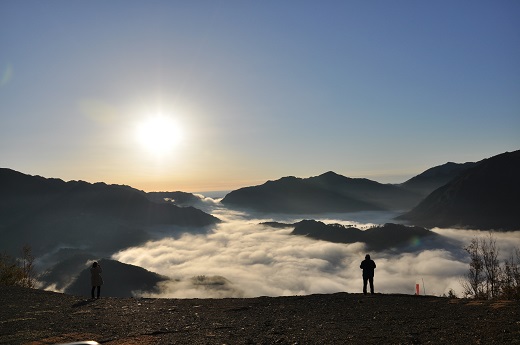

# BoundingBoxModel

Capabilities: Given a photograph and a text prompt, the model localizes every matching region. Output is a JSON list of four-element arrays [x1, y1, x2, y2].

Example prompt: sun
[[136, 115, 182, 155]]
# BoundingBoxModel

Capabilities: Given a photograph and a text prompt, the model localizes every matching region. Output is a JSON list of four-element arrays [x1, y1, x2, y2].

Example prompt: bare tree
[[461, 238, 485, 298], [480, 233, 500, 298], [19, 245, 36, 288], [501, 247, 520, 300], [461, 233, 520, 300]]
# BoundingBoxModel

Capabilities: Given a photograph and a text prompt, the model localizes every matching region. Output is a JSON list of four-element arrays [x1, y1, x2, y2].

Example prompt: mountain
[[0, 169, 220, 256], [398, 150, 520, 230], [64, 258, 169, 298], [146, 191, 201, 206], [39, 250, 99, 292], [399, 162, 477, 197], [39, 251, 169, 296], [287, 220, 441, 252], [221, 172, 422, 214]]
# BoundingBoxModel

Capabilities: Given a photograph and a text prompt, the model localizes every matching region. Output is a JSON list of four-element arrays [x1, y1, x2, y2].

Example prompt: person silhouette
[[90, 261, 103, 299], [360, 254, 376, 295]]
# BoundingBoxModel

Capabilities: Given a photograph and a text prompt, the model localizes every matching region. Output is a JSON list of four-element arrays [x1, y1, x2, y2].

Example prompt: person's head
[[92, 261, 98, 268], [365, 254, 371, 260]]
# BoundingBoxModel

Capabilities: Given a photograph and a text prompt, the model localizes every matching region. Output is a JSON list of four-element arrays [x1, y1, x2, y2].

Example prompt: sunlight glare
[[136, 115, 182, 156]]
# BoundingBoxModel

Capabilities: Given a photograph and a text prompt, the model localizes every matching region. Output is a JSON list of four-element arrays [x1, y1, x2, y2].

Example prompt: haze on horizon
[[1, 1, 519, 192]]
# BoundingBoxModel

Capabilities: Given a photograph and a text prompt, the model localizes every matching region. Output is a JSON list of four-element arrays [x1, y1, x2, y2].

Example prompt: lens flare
[[409, 236, 421, 247], [0, 63, 13, 87]]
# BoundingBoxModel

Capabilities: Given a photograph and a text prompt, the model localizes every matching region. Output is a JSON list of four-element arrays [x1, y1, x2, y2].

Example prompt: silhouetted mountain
[[398, 150, 520, 230], [400, 162, 477, 197], [289, 220, 440, 251], [259, 221, 296, 229], [0, 169, 220, 256], [146, 191, 200, 206], [64, 259, 169, 298], [221, 172, 422, 214]]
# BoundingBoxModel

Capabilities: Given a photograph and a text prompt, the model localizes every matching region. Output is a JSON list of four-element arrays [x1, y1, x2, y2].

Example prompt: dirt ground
[[1, 286, 519, 344]]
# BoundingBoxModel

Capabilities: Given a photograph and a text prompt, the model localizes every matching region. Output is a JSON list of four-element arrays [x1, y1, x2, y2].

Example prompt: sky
[[1, 1, 519, 192]]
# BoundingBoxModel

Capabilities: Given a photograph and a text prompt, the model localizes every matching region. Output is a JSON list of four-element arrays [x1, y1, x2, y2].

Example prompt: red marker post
[[415, 283, 420, 295]]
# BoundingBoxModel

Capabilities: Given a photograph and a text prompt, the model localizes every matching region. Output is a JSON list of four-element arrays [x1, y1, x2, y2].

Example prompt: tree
[[461, 234, 520, 300], [19, 245, 36, 288], [501, 248, 520, 300], [480, 233, 500, 298], [461, 238, 485, 298]]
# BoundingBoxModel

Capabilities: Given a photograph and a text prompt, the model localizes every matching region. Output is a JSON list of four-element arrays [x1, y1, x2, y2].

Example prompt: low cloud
[[432, 228, 520, 260], [112, 201, 520, 299]]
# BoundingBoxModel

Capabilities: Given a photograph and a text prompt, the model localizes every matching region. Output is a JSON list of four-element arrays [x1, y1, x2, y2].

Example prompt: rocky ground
[[1, 286, 519, 345]]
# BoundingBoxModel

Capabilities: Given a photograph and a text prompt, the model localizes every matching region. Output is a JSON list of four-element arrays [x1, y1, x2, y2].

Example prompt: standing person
[[360, 254, 376, 295], [90, 261, 103, 299]]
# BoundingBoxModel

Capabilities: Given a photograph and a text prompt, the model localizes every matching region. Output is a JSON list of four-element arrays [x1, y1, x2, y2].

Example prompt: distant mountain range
[[220, 163, 476, 214], [263, 220, 443, 252], [0, 168, 219, 256], [223, 150, 519, 230], [221, 172, 422, 213], [2, 149, 518, 264], [398, 150, 520, 231], [2, 150, 519, 298]]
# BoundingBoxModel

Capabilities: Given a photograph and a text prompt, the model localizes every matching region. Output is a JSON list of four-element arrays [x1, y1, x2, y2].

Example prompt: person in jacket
[[90, 261, 103, 299], [360, 254, 376, 295]]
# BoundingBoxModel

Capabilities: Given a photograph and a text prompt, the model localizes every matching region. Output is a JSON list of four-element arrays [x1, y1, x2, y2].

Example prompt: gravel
[[1, 287, 519, 344]]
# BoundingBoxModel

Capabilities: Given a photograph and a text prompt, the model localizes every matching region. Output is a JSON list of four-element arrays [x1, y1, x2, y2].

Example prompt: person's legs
[[363, 276, 368, 295], [96, 286, 101, 299], [369, 276, 374, 294], [91, 286, 95, 299]]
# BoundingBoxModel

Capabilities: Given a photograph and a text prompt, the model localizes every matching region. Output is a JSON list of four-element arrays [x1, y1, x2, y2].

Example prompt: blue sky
[[1, 1, 519, 192]]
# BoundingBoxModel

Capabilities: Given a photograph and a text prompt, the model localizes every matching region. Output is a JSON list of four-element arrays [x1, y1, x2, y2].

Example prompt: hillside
[[39, 258, 170, 298], [221, 171, 421, 214], [398, 150, 520, 230], [1, 286, 518, 345], [399, 161, 477, 197], [0, 169, 219, 256]]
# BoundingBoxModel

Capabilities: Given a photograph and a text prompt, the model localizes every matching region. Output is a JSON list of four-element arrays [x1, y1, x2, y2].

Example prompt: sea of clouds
[[111, 195, 520, 299]]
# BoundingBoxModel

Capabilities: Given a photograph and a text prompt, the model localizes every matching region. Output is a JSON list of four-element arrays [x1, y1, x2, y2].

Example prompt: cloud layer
[[112, 199, 520, 298]]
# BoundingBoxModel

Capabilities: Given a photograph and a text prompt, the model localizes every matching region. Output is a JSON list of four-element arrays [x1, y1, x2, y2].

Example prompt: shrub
[[0, 245, 36, 288]]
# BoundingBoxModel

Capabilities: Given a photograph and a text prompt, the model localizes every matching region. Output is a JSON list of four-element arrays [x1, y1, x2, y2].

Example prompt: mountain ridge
[[221, 171, 422, 214], [0, 168, 220, 256], [262, 220, 443, 252], [398, 150, 520, 230], [399, 161, 477, 196]]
